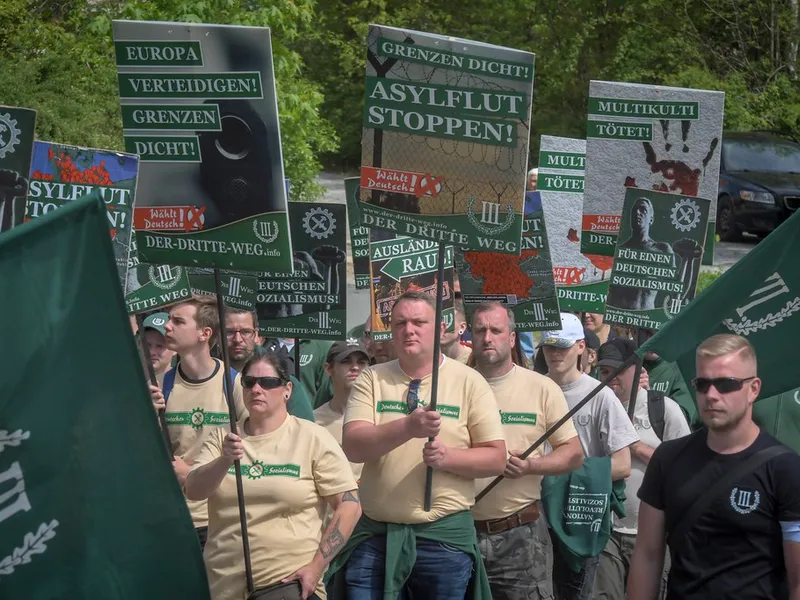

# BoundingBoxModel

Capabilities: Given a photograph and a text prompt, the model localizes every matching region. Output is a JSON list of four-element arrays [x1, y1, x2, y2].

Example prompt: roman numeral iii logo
[[148, 265, 182, 290], [480, 201, 501, 225], [228, 277, 241, 298], [156, 265, 174, 283], [730, 486, 760, 514], [319, 312, 329, 329], [253, 219, 279, 244], [531, 302, 545, 321], [723, 271, 800, 336]]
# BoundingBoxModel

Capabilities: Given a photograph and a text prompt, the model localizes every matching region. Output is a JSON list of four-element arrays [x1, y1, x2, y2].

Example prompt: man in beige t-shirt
[[471, 302, 583, 600], [149, 296, 247, 549], [441, 300, 472, 365], [342, 290, 507, 597], [314, 338, 370, 481]]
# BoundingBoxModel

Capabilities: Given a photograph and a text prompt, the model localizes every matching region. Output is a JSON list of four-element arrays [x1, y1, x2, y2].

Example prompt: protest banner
[[189, 269, 258, 311], [0, 106, 36, 233], [26, 141, 138, 288], [455, 191, 561, 331], [124, 230, 193, 314], [358, 25, 535, 254], [113, 20, 292, 272], [345, 177, 371, 289], [639, 208, 800, 399], [0, 194, 210, 599], [538, 135, 612, 314], [257, 202, 347, 340], [581, 81, 723, 266], [605, 188, 710, 330], [368, 233, 455, 341]]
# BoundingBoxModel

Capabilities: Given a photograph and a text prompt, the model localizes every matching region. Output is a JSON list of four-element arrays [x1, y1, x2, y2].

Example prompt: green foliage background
[[2, 0, 800, 190]]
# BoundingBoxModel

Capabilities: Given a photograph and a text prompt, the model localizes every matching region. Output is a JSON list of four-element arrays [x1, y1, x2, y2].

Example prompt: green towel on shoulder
[[326, 511, 491, 599], [542, 456, 626, 572]]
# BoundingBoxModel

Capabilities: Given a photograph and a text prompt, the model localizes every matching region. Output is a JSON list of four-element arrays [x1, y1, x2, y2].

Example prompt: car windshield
[[723, 139, 800, 173]]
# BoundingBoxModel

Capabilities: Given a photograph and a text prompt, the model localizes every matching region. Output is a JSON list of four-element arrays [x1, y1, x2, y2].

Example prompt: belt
[[474, 501, 540, 534]]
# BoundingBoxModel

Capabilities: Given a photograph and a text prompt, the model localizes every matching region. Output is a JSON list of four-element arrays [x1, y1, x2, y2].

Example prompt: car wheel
[[717, 195, 741, 242]]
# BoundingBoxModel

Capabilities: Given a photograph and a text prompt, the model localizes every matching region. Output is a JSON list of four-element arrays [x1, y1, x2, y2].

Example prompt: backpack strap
[[647, 390, 666, 441], [162, 367, 177, 402]]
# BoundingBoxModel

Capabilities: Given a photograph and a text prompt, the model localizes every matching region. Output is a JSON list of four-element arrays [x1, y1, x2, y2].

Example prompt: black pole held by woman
[[213, 267, 256, 595], [423, 241, 447, 512]]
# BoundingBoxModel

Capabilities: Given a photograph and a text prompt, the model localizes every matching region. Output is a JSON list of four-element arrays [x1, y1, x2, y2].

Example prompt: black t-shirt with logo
[[638, 428, 800, 599]]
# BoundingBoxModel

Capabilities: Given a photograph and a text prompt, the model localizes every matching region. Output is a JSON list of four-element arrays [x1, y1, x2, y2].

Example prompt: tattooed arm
[[282, 489, 362, 598]]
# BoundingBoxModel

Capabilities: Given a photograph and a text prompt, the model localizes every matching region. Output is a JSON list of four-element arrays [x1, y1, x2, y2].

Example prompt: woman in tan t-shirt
[[185, 349, 361, 600]]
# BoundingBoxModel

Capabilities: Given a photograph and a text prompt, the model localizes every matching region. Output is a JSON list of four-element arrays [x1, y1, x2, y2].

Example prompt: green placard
[[124, 230, 193, 314], [113, 20, 292, 274], [345, 177, 370, 289], [604, 188, 710, 330], [0, 105, 37, 232], [257, 202, 348, 340], [189, 270, 258, 311], [456, 191, 561, 332]]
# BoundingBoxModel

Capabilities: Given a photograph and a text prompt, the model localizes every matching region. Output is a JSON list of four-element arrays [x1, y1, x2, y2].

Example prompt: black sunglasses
[[691, 376, 756, 394], [241, 375, 285, 390], [406, 379, 422, 412]]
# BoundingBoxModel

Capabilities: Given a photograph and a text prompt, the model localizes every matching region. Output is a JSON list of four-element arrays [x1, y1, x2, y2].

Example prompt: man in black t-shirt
[[627, 333, 800, 600]]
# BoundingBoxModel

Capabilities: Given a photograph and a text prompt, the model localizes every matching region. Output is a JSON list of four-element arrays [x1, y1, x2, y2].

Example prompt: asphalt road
[[316, 171, 759, 329]]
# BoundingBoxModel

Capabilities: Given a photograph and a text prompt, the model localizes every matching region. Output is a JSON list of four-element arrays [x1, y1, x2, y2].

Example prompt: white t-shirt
[[557, 374, 639, 458], [615, 387, 691, 534]]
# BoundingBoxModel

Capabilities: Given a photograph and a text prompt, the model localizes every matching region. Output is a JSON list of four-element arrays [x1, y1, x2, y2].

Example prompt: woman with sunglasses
[[185, 348, 361, 600]]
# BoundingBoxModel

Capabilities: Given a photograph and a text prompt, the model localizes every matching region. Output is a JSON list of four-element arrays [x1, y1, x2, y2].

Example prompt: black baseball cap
[[596, 337, 638, 369], [326, 338, 369, 363], [583, 327, 601, 350]]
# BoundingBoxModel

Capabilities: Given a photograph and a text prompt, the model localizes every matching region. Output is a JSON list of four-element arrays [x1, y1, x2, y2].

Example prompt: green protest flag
[[455, 191, 561, 331], [0, 194, 210, 598], [605, 187, 710, 330], [257, 202, 348, 340], [638, 209, 800, 399], [25, 141, 139, 289], [358, 25, 535, 254], [368, 233, 455, 341], [113, 21, 293, 273], [0, 106, 36, 233], [124, 229, 193, 314], [345, 177, 370, 289]]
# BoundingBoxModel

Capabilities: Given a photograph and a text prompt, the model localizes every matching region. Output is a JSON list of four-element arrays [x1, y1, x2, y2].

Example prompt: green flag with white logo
[[639, 209, 800, 400], [0, 194, 209, 599]]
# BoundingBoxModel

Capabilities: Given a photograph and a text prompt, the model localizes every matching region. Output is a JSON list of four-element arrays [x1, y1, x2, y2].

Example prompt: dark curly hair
[[241, 346, 291, 384]]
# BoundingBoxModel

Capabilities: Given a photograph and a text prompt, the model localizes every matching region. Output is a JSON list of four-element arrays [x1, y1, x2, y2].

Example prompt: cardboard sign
[[257, 202, 347, 340], [345, 177, 371, 289], [369, 233, 455, 341], [358, 25, 535, 254], [456, 191, 561, 331], [0, 106, 37, 232], [26, 141, 138, 289], [113, 20, 292, 272], [604, 187, 710, 330], [582, 81, 723, 266], [539, 135, 612, 313]]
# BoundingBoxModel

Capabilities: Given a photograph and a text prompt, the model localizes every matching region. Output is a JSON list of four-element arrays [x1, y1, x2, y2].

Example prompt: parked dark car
[[717, 132, 800, 241]]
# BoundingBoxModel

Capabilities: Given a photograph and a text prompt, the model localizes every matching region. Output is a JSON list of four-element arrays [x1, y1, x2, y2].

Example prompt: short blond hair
[[697, 334, 757, 370], [172, 295, 220, 347]]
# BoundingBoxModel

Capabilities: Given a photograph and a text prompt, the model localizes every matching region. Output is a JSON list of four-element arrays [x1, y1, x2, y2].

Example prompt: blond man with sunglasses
[[628, 334, 800, 600]]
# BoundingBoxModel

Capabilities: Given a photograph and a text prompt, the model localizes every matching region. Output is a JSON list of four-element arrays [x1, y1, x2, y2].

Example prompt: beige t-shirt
[[194, 415, 357, 600], [314, 402, 363, 481], [473, 366, 578, 520], [164, 359, 247, 527], [344, 357, 505, 524]]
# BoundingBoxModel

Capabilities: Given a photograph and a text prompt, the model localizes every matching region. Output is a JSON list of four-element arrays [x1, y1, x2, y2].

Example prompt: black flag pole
[[214, 268, 255, 594], [136, 313, 173, 457], [294, 341, 301, 381], [475, 353, 638, 503], [424, 242, 447, 512]]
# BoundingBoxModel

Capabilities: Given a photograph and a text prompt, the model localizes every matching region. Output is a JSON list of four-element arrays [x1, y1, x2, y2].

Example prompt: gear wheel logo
[[190, 407, 206, 429], [303, 207, 336, 239], [670, 198, 701, 233], [0, 113, 21, 159], [246, 460, 267, 480]]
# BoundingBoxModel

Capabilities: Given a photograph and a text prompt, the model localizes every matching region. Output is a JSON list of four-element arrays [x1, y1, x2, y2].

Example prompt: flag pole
[[214, 268, 255, 594], [294, 341, 301, 381], [135, 313, 173, 457], [424, 242, 447, 511], [475, 353, 638, 503]]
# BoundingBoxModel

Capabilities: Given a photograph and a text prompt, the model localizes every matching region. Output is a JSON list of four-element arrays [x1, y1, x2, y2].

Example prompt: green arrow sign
[[379, 246, 454, 282]]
